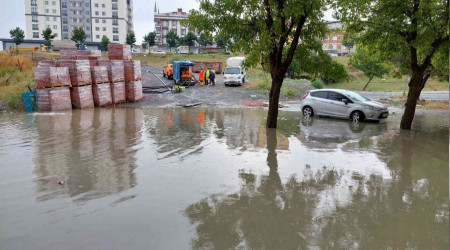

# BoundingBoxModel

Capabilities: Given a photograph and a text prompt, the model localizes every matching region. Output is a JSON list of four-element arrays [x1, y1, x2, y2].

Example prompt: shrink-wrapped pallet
[[91, 66, 109, 84], [108, 44, 132, 60], [110, 82, 126, 104], [58, 60, 92, 86], [92, 83, 113, 107], [60, 50, 77, 60], [125, 81, 143, 102], [70, 85, 94, 109], [34, 66, 51, 89], [36, 87, 72, 111], [49, 67, 71, 87], [124, 60, 142, 82], [97, 60, 124, 83]]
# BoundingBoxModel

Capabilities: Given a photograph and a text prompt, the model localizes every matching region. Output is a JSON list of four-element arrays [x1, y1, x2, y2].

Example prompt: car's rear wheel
[[351, 111, 365, 123], [302, 106, 314, 117]]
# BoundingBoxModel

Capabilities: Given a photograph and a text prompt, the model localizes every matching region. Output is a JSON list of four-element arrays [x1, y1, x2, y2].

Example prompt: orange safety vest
[[199, 70, 204, 81]]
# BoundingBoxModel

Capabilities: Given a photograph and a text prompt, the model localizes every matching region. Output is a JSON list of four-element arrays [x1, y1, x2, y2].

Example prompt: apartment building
[[153, 6, 191, 45], [24, 0, 133, 44], [321, 21, 351, 56]]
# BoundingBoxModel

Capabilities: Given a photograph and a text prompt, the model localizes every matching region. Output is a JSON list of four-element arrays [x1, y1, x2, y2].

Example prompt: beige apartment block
[[24, 0, 133, 44], [154, 5, 190, 45]]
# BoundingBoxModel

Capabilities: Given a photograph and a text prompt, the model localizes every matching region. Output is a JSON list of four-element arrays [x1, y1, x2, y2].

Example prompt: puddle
[[0, 108, 448, 249]]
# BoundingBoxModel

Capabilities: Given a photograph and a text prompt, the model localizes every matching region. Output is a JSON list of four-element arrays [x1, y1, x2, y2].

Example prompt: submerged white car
[[300, 89, 389, 122]]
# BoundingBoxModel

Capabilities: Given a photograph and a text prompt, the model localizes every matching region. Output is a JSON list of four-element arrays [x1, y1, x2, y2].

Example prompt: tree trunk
[[400, 72, 424, 129], [362, 76, 374, 91], [266, 74, 283, 128]]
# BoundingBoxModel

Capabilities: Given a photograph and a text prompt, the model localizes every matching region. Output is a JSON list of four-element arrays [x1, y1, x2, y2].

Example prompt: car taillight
[[301, 92, 309, 100]]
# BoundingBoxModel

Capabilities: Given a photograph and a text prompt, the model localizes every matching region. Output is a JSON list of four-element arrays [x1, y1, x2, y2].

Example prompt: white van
[[224, 57, 246, 86]]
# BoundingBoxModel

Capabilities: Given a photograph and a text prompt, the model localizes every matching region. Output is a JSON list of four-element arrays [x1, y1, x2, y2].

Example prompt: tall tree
[[198, 33, 213, 50], [100, 35, 110, 51], [186, 0, 328, 128], [41, 27, 56, 50], [141, 42, 148, 50], [334, 0, 449, 129], [143, 32, 156, 47], [166, 30, 179, 52], [349, 47, 390, 90], [182, 31, 197, 52], [70, 27, 87, 47], [126, 32, 136, 47], [9, 27, 25, 51]]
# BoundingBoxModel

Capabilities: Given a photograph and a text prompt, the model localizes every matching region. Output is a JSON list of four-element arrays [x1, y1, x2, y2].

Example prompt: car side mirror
[[342, 98, 349, 105]]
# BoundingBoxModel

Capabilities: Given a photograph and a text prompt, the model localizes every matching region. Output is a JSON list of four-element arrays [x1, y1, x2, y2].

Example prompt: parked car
[[163, 64, 173, 79], [153, 50, 166, 55], [300, 89, 389, 122]]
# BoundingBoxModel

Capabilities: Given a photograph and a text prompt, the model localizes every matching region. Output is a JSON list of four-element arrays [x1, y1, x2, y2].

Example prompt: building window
[[322, 43, 328, 50], [45, 9, 49, 13], [112, 12, 118, 18], [102, 4, 105, 8], [31, 8, 38, 14], [52, 9, 56, 13], [32, 15, 38, 22], [96, 27, 100, 31], [102, 12, 106, 16], [113, 35, 119, 41], [95, 3, 98, 7], [63, 35, 69, 39], [31, 0, 37, 6], [95, 11, 99, 15], [63, 26, 68, 31], [62, 18, 67, 24], [85, 3, 89, 7], [102, 19, 106, 23], [54, 33, 58, 37], [113, 27, 118, 33], [87, 34, 90, 38], [102, 27, 106, 31], [332, 44, 337, 49], [95, 19, 99, 23], [112, 19, 118, 26], [45, 1, 49, 5], [53, 17, 57, 21], [32, 24, 39, 30], [62, 10, 67, 16], [52, 1, 56, 5], [46, 17, 50, 21], [86, 26, 90, 31], [53, 25, 57, 29], [33, 32, 39, 38], [85, 11, 89, 15], [47, 25, 50, 28], [332, 36, 337, 41], [86, 19, 89, 23], [112, 3, 118, 10], [96, 35, 100, 39]]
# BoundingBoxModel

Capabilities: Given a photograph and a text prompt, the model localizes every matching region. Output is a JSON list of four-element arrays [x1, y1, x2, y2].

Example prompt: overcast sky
[[0, 0, 332, 48]]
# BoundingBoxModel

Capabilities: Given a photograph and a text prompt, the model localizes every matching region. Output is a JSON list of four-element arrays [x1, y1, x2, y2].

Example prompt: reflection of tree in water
[[185, 129, 449, 249], [145, 109, 300, 158]]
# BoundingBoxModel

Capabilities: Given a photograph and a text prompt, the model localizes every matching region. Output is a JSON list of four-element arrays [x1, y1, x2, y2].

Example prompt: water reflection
[[185, 118, 449, 249], [33, 108, 142, 203]]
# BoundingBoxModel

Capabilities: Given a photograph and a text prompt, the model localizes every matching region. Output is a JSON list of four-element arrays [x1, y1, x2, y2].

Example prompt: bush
[[311, 79, 324, 89], [281, 86, 296, 97], [167, 52, 175, 55], [258, 78, 271, 91], [320, 61, 349, 84], [202, 51, 209, 54], [187, 51, 194, 55]]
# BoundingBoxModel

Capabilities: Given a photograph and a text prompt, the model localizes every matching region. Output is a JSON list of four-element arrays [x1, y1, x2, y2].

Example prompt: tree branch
[[281, 14, 308, 71]]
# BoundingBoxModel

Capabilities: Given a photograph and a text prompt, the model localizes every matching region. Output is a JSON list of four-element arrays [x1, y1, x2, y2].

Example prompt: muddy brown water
[[0, 108, 448, 249]]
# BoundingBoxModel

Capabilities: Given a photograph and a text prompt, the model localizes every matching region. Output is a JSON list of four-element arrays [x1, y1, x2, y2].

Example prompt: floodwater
[[0, 108, 448, 250]]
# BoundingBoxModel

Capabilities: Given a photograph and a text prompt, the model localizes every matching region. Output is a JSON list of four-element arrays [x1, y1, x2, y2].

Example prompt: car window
[[329, 92, 347, 102], [311, 91, 328, 99]]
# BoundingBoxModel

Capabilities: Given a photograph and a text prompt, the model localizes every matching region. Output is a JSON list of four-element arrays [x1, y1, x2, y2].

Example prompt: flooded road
[[0, 108, 448, 249]]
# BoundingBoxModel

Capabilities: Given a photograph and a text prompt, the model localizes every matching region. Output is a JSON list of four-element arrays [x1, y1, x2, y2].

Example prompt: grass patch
[[281, 86, 296, 97], [0, 52, 36, 111], [311, 79, 324, 89]]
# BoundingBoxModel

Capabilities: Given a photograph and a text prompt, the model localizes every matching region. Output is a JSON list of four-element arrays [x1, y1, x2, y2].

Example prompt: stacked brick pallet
[[34, 45, 142, 112]]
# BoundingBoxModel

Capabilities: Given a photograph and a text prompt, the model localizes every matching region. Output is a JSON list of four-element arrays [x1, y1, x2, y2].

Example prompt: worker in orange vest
[[198, 68, 205, 85]]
